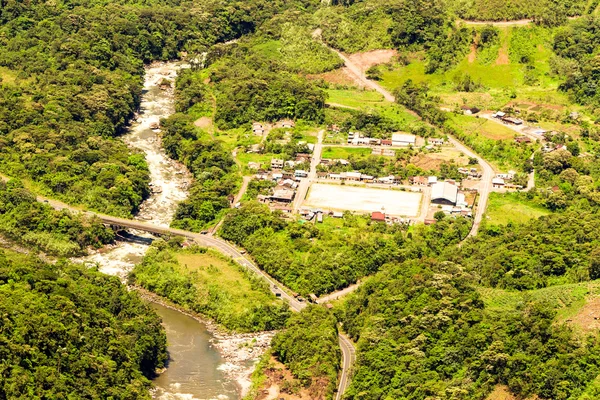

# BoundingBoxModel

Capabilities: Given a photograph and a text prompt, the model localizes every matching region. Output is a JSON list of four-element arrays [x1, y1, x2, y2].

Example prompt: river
[[79, 62, 250, 400]]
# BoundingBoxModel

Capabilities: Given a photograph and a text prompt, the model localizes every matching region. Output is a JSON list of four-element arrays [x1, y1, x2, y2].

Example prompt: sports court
[[304, 183, 422, 216]]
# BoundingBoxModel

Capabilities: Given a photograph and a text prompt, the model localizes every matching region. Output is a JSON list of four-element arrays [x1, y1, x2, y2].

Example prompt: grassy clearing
[[410, 147, 470, 170], [479, 281, 600, 324], [321, 146, 372, 159], [174, 250, 276, 315], [236, 152, 284, 168], [326, 89, 385, 108], [133, 246, 287, 331], [486, 192, 550, 225], [451, 114, 517, 140]]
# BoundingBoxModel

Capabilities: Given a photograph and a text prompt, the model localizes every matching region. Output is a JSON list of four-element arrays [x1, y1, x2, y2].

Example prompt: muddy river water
[[79, 62, 252, 400]]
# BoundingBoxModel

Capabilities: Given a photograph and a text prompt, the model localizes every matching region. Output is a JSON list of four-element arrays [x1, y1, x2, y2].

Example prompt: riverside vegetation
[[130, 240, 290, 332]]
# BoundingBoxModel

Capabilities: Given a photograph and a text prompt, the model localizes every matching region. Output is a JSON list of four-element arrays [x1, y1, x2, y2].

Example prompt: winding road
[[26, 187, 357, 399]]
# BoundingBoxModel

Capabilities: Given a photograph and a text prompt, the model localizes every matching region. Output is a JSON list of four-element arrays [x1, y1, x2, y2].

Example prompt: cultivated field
[[304, 183, 422, 216]]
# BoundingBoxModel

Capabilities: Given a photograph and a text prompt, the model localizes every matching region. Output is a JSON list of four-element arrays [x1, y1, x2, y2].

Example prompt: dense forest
[[0, 251, 167, 398], [341, 258, 600, 399], [219, 202, 471, 295], [271, 306, 340, 399], [0, 179, 114, 256]]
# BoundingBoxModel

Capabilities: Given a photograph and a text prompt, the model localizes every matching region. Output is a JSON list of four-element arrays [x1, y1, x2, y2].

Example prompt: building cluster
[[493, 111, 524, 126], [252, 119, 295, 136], [492, 171, 524, 190], [457, 167, 482, 179], [299, 208, 343, 223], [370, 211, 413, 226], [347, 132, 417, 147]]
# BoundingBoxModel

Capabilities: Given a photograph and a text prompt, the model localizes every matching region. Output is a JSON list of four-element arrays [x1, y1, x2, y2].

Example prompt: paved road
[[293, 129, 324, 213], [37, 191, 359, 397], [446, 136, 494, 237], [317, 282, 362, 304], [336, 333, 356, 400]]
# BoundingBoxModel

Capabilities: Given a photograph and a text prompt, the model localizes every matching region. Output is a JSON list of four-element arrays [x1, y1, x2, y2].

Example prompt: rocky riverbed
[[75, 61, 270, 400]]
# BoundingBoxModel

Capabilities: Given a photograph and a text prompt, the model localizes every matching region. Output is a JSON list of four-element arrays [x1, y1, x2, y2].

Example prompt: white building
[[431, 182, 458, 205], [391, 133, 417, 147]]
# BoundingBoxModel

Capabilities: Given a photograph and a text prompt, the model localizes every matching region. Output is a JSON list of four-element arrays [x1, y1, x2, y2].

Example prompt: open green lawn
[[174, 250, 277, 315], [321, 146, 372, 160], [326, 88, 418, 129], [479, 281, 600, 323], [486, 192, 550, 225], [326, 89, 385, 108], [451, 114, 517, 140], [236, 152, 284, 169]]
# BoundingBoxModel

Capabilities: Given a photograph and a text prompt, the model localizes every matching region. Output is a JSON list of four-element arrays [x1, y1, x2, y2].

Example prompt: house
[[381, 139, 392, 146], [428, 138, 445, 146], [372, 147, 396, 157], [428, 176, 438, 186], [316, 213, 323, 223], [391, 133, 417, 147], [493, 111, 506, 119], [515, 136, 532, 144], [502, 116, 524, 125], [332, 211, 343, 218], [344, 171, 361, 181], [492, 177, 505, 188], [461, 106, 480, 115], [410, 176, 428, 186], [247, 162, 261, 170], [369, 138, 381, 145], [296, 153, 311, 162], [252, 122, 265, 135], [371, 212, 386, 222], [272, 173, 283, 181], [271, 158, 284, 170], [328, 124, 340, 133], [431, 182, 458, 205], [361, 174, 374, 182], [282, 171, 294, 180], [284, 160, 297, 169], [279, 119, 295, 129], [282, 179, 297, 189], [247, 144, 262, 153], [270, 189, 295, 202], [294, 170, 308, 178], [328, 173, 343, 180]]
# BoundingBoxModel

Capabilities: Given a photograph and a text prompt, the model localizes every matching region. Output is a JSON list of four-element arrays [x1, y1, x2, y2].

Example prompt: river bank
[[137, 287, 276, 397]]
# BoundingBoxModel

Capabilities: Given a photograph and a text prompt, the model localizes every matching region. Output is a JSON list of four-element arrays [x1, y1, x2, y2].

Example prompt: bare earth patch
[[194, 116, 213, 129], [496, 44, 509, 65], [486, 385, 517, 400], [410, 149, 469, 171], [255, 357, 328, 400], [570, 297, 600, 333], [468, 43, 477, 63], [308, 68, 361, 87], [347, 49, 397, 72]]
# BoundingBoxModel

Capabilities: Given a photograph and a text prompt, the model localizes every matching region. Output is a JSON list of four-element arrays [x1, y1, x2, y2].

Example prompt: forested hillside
[[341, 259, 600, 399], [0, 251, 167, 398], [0, 0, 320, 217]]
